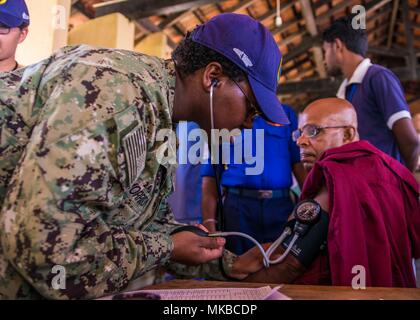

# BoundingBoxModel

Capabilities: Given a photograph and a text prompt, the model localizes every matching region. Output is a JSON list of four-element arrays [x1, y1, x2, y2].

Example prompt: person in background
[[322, 14, 419, 171], [240, 98, 420, 288], [0, 0, 29, 72], [201, 105, 306, 255]]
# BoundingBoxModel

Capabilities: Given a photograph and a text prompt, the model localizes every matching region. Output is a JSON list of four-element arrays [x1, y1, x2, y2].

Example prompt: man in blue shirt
[[201, 105, 306, 255], [322, 14, 419, 171]]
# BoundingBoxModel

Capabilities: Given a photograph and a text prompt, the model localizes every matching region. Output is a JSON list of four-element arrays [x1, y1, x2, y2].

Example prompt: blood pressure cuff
[[281, 209, 329, 268]]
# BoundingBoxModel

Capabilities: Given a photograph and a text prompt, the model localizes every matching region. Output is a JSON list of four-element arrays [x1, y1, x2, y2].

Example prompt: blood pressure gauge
[[295, 200, 321, 224], [293, 200, 322, 236]]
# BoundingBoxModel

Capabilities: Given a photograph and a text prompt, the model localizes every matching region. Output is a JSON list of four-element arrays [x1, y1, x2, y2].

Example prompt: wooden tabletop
[[143, 279, 420, 300]]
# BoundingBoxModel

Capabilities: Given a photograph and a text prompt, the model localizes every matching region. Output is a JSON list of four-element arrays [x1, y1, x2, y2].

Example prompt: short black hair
[[172, 29, 246, 81], [322, 14, 368, 57]]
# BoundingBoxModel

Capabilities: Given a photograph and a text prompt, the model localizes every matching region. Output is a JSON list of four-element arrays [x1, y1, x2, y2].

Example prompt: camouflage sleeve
[[0, 117, 177, 299], [146, 188, 238, 281], [0, 63, 49, 206], [165, 250, 238, 281]]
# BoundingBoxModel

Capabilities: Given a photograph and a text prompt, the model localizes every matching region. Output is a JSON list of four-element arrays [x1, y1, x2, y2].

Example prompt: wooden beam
[[366, 0, 392, 15], [256, 0, 294, 23], [159, 9, 195, 29], [368, 45, 408, 57], [271, 17, 304, 37], [315, 0, 391, 22], [283, 36, 321, 63], [279, 67, 420, 94], [367, 6, 392, 24], [282, 57, 312, 74], [316, 0, 351, 22], [410, 7, 420, 15], [313, 0, 330, 11], [278, 77, 342, 94], [94, 0, 224, 19], [227, 0, 258, 13], [135, 18, 177, 48], [300, 0, 326, 78], [402, 0, 417, 79], [387, 0, 400, 48], [280, 30, 308, 47]]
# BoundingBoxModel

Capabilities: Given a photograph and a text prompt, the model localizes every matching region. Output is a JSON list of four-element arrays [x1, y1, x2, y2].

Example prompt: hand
[[228, 243, 272, 280], [170, 227, 225, 265]]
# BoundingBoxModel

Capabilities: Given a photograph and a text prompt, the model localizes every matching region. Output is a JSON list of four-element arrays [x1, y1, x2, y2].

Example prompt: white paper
[[100, 285, 291, 300]]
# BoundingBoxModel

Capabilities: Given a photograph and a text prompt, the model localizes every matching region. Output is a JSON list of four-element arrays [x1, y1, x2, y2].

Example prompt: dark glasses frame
[[292, 124, 352, 142]]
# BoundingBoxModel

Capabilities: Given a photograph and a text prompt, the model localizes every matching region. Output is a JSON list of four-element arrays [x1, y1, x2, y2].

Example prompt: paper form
[[99, 285, 291, 300]]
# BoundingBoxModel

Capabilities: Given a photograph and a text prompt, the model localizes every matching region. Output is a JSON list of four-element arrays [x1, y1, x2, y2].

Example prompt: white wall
[[15, 0, 70, 66]]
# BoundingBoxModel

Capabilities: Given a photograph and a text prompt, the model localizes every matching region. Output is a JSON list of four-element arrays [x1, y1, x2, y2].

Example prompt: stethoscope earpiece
[[211, 79, 219, 88]]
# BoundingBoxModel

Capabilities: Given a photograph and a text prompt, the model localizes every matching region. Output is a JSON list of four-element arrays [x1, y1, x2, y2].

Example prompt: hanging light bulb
[[276, 0, 282, 27]]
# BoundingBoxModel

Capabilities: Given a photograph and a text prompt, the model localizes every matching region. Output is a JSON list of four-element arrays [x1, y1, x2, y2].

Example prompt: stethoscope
[[173, 80, 322, 268]]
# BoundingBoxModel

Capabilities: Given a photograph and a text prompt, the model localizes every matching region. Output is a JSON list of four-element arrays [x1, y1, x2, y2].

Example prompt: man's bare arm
[[236, 186, 330, 284], [201, 176, 218, 233], [292, 162, 307, 190], [393, 118, 420, 172]]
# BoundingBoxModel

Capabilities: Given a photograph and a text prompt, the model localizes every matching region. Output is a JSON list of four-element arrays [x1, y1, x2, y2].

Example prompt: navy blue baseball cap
[[191, 13, 289, 125], [0, 0, 30, 28]]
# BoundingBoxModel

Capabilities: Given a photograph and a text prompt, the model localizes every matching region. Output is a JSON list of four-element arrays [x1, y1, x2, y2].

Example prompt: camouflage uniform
[[0, 45, 235, 300]]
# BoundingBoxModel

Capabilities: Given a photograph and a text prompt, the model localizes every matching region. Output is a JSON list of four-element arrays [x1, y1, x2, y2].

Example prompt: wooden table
[[143, 279, 420, 300]]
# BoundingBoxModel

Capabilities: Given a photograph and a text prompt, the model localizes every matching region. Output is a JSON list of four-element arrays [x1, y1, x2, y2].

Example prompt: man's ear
[[344, 126, 357, 142], [202, 62, 225, 93], [334, 38, 345, 54], [18, 27, 28, 44]]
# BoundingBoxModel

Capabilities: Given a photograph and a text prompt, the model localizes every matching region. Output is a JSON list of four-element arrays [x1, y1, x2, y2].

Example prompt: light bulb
[[275, 15, 282, 27]]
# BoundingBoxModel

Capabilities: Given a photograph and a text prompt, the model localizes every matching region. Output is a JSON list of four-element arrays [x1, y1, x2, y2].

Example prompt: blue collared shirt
[[201, 105, 300, 189], [337, 59, 411, 162]]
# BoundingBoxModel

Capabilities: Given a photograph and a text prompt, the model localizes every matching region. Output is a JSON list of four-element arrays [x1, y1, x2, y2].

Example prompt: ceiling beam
[[316, 0, 352, 22], [271, 18, 302, 36], [135, 18, 177, 48], [402, 0, 417, 80], [300, 0, 326, 78], [280, 30, 308, 47], [282, 57, 312, 74], [228, 0, 258, 13], [410, 7, 420, 15], [368, 45, 408, 57], [278, 77, 342, 94], [387, 0, 400, 48], [159, 9, 196, 29], [93, 0, 224, 19], [279, 66, 420, 94], [283, 36, 321, 64], [256, 0, 294, 23], [366, 0, 393, 15]]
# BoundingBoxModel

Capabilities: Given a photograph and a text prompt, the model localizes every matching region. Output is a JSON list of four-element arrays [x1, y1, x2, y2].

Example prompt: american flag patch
[[122, 125, 147, 186]]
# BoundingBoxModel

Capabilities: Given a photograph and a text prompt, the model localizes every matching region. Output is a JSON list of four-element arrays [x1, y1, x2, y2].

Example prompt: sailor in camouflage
[[0, 13, 288, 299]]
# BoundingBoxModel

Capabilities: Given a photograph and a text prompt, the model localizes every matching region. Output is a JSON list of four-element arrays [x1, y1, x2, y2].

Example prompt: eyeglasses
[[0, 24, 26, 35], [0, 24, 11, 35], [230, 78, 262, 119], [292, 124, 351, 142]]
